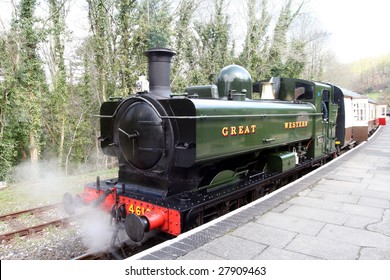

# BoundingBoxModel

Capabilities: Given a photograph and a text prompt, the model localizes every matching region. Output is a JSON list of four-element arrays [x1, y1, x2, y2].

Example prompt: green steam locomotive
[[64, 48, 349, 243]]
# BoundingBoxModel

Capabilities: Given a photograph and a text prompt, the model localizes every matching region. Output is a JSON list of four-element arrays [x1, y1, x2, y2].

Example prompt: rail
[[0, 203, 79, 242]]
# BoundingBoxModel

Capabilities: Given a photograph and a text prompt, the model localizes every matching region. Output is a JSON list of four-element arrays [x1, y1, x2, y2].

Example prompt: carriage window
[[354, 101, 367, 121]]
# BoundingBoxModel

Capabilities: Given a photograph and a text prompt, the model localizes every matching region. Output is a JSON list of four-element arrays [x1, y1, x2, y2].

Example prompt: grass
[[0, 167, 118, 215]]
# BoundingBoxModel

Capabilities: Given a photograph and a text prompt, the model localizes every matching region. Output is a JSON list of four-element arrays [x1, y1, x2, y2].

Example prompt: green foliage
[[283, 39, 306, 78], [0, 0, 47, 180], [266, 0, 305, 79], [239, 0, 271, 81], [0, 128, 20, 181], [0, 39, 22, 180], [239, 0, 307, 81], [45, 0, 68, 168], [324, 53, 390, 107], [191, 0, 232, 85], [86, 0, 111, 101], [351, 54, 390, 94], [171, 0, 198, 92], [116, 0, 137, 94], [16, 0, 47, 165], [1, 0, 329, 181], [144, 0, 173, 48]]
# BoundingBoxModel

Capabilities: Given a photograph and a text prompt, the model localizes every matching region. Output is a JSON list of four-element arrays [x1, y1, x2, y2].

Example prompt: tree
[[0, 0, 47, 180], [14, 0, 46, 165], [290, 13, 330, 80], [240, 0, 271, 81], [45, 0, 69, 167], [86, 0, 112, 101], [171, 0, 198, 91], [267, 0, 305, 77], [192, 0, 232, 84], [1, 0, 360, 182], [116, 0, 137, 95], [143, 0, 173, 48], [0, 30, 21, 180]]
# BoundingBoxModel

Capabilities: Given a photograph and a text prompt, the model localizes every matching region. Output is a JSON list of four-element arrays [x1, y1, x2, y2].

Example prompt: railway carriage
[[350, 92, 370, 142], [340, 90, 382, 144]]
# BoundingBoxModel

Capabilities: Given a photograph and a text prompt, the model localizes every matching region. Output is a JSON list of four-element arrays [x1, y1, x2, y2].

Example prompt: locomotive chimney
[[144, 48, 176, 98]]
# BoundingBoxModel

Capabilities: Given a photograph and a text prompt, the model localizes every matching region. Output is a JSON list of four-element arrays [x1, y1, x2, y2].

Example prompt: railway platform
[[131, 122, 390, 260]]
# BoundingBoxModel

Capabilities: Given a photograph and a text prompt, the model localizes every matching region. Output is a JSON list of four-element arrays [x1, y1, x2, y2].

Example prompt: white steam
[[79, 208, 114, 252], [11, 159, 68, 204], [9, 158, 128, 254]]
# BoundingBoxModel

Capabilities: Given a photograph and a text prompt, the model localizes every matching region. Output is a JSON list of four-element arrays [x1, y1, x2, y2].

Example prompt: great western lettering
[[222, 125, 256, 137], [284, 121, 308, 129]]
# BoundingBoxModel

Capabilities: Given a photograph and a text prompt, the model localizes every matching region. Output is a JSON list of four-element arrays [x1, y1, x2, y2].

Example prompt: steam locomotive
[[63, 48, 381, 243]]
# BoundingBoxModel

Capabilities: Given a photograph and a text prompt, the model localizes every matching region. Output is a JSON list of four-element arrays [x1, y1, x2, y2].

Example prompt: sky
[[0, 0, 390, 63], [307, 0, 390, 62]]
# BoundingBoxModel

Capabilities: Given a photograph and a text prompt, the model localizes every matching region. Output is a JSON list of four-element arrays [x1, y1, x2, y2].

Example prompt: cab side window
[[295, 82, 313, 100], [322, 90, 330, 121]]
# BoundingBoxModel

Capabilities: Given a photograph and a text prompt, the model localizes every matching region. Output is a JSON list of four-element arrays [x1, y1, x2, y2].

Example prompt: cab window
[[295, 82, 313, 100]]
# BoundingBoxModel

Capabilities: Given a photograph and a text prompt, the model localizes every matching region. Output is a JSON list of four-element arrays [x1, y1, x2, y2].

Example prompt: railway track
[[0, 203, 78, 242], [0, 201, 168, 260], [0, 203, 62, 221]]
